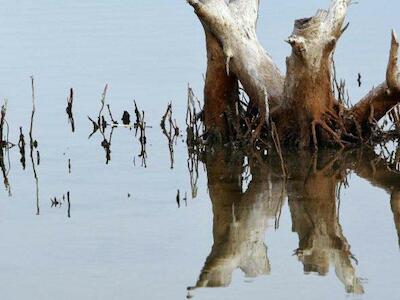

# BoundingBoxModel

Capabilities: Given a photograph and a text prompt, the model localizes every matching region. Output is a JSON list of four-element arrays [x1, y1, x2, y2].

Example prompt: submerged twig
[[161, 102, 180, 169], [0, 100, 12, 195], [67, 191, 71, 218]]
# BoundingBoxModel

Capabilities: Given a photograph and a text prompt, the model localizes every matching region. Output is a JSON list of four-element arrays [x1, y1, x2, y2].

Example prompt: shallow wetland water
[[0, 1, 399, 299]]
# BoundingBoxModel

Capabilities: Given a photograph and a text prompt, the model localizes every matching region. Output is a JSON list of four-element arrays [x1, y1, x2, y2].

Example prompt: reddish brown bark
[[276, 12, 344, 148], [203, 31, 239, 139], [188, 0, 400, 148]]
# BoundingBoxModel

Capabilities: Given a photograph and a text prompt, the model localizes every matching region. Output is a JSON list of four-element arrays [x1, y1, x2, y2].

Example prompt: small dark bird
[[357, 73, 362, 87], [122, 111, 131, 125]]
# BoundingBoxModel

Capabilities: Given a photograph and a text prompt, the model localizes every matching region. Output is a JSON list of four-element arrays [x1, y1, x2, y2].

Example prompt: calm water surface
[[0, 1, 399, 299]]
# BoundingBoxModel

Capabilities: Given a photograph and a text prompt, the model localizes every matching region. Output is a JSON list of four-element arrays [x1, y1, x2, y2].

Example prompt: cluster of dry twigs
[[87, 85, 148, 166], [160, 102, 180, 169], [184, 69, 400, 179], [0, 100, 13, 195]]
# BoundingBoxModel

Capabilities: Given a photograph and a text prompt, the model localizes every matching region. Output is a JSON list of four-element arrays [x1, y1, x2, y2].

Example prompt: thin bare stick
[[29, 76, 36, 150], [29, 76, 40, 215]]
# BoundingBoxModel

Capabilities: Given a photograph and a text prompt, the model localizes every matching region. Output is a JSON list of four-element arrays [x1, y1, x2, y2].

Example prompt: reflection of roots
[[312, 118, 345, 150], [250, 111, 266, 146]]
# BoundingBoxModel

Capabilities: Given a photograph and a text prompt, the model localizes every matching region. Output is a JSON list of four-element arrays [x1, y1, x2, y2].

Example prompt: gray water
[[0, 1, 399, 299]]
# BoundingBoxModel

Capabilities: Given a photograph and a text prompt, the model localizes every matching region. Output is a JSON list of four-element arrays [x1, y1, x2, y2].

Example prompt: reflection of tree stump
[[190, 147, 400, 294], [351, 148, 400, 248], [191, 149, 285, 288], [391, 191, 400, 248], [286, 151, 363, 294]]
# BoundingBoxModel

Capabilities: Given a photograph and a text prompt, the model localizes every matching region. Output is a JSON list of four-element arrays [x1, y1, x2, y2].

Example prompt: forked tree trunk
[[188, 0, 400, 148], [189, 0, 284, 140]]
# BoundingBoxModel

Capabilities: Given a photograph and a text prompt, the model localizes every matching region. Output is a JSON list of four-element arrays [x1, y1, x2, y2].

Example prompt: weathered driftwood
[[188, 0, 400, 148]]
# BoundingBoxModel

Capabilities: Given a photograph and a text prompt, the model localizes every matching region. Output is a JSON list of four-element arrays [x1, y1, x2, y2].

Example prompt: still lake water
[[0, 1, 399, 299]]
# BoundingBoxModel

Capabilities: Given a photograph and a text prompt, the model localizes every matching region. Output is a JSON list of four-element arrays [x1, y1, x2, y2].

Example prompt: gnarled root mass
[[187, 0, 400, 150]]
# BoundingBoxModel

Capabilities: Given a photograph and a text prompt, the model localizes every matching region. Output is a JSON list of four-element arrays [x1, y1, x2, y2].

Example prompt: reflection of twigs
[[0, 101, 6, 147], [161, 103, 180, 169], [187, 150, 199, 199], [100, 127, 114, 164], [18, 127, 26, 169], [66, 88, 75, 133], [31, 142, 39, 216], [30, 76, 40, 215], [0, 149, 11, 196], [138, 112, 147, 167], [132, 101, 148, 167], [271, 121, 287, 177], [50, 191, 72, 218], [185, 90, 206, 197], [107, 104, 118, 125], [176, 190, 180, 208], [274, 181, 285, 230], [0, 100, 11, 195], [88, 116, 99, 138], [67, 191, 71, 218]]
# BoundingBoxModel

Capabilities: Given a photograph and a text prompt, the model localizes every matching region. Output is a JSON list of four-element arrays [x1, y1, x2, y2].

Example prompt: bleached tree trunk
[[188, 0, 284, 140], [190, 148, 285, 289]]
